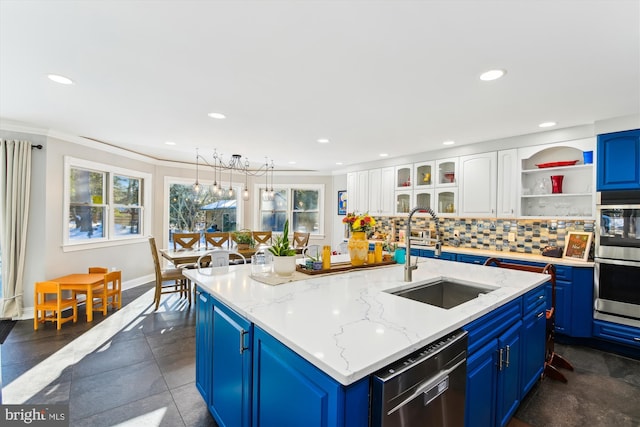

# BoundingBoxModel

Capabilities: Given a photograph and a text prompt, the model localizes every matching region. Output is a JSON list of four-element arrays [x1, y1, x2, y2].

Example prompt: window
[[257, 185, 323, 234], [64, 157, 151, 247], [166, 179, 241, 248]]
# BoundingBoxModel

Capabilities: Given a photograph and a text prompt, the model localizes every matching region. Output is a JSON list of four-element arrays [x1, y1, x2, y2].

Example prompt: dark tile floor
[[1, 283, 639, 427]]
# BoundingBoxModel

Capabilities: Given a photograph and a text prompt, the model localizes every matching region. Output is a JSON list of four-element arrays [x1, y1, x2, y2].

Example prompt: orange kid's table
[[50, 273, 105, 322]]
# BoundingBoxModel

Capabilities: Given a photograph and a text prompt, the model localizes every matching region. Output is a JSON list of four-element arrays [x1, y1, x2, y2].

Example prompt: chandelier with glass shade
[[193, 149, 275, 201]]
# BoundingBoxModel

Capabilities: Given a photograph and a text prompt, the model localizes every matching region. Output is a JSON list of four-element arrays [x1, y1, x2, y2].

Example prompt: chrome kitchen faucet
[[405, 206, 441, 282]]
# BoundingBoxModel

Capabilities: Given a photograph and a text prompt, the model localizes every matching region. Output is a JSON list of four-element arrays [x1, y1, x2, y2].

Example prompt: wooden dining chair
[[34, 281, 78, 330], [253, 231, 272, 246], [293, 232, 310, 254], [484, 257, 574, 383], [173, 232, 201, 250], [149, 236, 191, 310], [204, 232, 230, 249], [92, 270, 122, 315]]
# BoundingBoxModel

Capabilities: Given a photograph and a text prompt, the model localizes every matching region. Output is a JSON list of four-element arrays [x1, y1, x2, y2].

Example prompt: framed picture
[[337, 190, 347, 215], [563, 231, 592, 261]]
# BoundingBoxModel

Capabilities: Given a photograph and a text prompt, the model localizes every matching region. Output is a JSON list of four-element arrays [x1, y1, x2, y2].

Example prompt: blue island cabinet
[[252, 326, 369, 427], [597, 128, 640, 190], [195, 288, 369, 427]]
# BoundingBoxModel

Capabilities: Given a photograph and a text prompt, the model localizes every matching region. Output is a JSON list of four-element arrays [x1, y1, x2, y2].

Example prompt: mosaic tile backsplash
[[374, 216, 595, 256]]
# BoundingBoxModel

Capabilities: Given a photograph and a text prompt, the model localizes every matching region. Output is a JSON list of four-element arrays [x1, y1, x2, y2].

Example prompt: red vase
[[550, 175, 564, 193]]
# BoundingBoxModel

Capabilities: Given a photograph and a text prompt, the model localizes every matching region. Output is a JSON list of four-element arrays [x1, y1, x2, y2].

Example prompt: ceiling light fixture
[[165, 141, 176, 146], [336, 162, 343, 166], [538, 121, 557, 128], [317, 138, 330, 144], [207, 112, 226, 119], [47, 74, 74, 85], [195, 149, 274, 202], [379, 153, 389, 157], [443, 140, 455, 146], [479, 69, 506, 81]]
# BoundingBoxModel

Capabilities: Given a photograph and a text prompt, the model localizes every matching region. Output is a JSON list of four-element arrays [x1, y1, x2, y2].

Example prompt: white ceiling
[[1, 0, 638, 172]]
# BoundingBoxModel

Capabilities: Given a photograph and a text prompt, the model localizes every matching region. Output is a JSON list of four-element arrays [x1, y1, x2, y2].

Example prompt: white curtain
[[0, 140, 32, 319]]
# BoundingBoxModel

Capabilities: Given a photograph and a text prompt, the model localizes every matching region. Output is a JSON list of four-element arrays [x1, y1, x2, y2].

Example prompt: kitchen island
[[184, 257, 550, 427]]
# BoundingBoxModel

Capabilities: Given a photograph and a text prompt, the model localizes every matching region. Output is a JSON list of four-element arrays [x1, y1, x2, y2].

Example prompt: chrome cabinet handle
[[198, 294, 206, 302], [498, 348, 504, 371], [537, 311, 544, 318], [505, 345, 511, 368], [633, 337, 640, 342], [239, 329, 249, 354], [538, 295, 544, 300]]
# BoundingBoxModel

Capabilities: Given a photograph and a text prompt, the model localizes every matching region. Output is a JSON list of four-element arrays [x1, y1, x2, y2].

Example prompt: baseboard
[[17, 274, 155, 321]]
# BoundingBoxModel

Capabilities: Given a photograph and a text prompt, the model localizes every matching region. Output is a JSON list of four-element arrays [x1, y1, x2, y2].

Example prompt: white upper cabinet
[[458, 152, 497, 217], [346, 170, 370, 214], [414, 161, 435, 189], [496, 149, 518, 218], [369, 167, 394, 215], [395, 164, 413, 190], [435, 158, 458, 187]]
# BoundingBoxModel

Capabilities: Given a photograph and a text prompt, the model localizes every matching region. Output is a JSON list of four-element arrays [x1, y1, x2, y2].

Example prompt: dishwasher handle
[[387, 354, 466, 416]]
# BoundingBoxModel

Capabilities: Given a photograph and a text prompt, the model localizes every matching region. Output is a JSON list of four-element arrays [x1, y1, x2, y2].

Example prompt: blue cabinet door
[[597, 129, 640, 190], [210, 301, 252, 427], [252, 326, 351, 427], [195, 287, 212, 404], [496, 320, 522, 427], [520, 303, 546, 397], [465, 339, 497, 427], [457, 254, 490, 265]]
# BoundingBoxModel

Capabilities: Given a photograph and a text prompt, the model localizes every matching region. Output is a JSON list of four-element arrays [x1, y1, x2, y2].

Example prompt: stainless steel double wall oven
[[595, 190, 640, 327]]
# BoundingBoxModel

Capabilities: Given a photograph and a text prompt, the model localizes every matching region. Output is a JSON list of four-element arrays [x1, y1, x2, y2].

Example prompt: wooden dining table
[[50, 273, 105, 322], [160, 247, 260, 266]]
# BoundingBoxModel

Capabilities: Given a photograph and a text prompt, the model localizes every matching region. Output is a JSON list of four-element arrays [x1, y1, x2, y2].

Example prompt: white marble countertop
[[183, 257, 549, 386]]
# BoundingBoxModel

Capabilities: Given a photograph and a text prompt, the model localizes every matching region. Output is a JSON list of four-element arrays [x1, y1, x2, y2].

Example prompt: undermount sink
[[387, 278, 496, 309]]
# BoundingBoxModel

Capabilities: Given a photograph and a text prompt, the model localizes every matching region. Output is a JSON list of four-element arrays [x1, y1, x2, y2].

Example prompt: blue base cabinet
[[252, 326, 368, 427], [195, 287, 212, 404], [210, 301, 252, 427], [463, 297, 532, 427], [593, 320, 640, 354], [195, 288, 369, 427], [597, 129, 640, 191], [520, 287, 547, 397]]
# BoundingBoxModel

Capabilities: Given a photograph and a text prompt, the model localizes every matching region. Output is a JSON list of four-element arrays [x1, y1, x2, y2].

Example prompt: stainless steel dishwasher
[[371, 329, 468, 427]]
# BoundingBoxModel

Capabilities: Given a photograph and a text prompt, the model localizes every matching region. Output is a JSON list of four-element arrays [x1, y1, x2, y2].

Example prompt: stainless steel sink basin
[[387, 278, 496, 309]]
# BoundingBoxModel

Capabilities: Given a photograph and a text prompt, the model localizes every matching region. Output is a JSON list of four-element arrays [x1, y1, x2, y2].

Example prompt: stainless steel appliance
[[371, 329, 468, 427], [594, 190, 640, 327]]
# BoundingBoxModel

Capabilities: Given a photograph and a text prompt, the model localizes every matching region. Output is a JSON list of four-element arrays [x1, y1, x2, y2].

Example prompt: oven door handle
[[596, 258, 640, 268]]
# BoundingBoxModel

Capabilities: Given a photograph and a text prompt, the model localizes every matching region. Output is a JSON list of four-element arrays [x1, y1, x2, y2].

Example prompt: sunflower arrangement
[[342, 212, 376, 234]]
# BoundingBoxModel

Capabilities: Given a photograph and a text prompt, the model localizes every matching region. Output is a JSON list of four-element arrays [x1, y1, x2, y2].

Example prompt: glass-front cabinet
[[436, 158, 458, 187], [395, 190, 412, 215], [414, 161, 435, 189], [415, 189, 434, 211], [436, 189, 457, 216], [395, 164, 413, 190]]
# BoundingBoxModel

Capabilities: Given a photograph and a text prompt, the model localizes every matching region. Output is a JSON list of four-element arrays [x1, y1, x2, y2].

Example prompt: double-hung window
[[64, 156, 151, 248], [257, 185, 324, 234]]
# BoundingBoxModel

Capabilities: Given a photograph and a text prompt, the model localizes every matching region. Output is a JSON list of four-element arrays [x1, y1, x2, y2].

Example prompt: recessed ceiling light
[[288, 161, 296, 165], [165, 141, 176, 146], [479, 69, 506, 81], [317, 138, 330, 144], [335, 162, 343, 166], [538, 121, 557, 128], [443, 140, 455, 146], [379, 153, 388, 157], [47, 74, 74, 85], [207, 112, 226, 119]]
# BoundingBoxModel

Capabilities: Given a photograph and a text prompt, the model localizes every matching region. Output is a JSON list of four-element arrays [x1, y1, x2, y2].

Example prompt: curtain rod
[[31, 144, 43, 150]]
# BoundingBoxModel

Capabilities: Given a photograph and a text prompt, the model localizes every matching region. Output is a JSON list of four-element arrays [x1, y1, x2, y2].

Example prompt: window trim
[[63, 156, 152, 251], [253, 183, 325, 236]]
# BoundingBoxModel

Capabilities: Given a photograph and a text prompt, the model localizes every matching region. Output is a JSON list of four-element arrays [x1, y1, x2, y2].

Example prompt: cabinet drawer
[[523, 287, 546, 315], [464, 297, 523, 354], [593, 320, 640, 349], [553, 264, 571, 281], [457, 254, 490, 265]]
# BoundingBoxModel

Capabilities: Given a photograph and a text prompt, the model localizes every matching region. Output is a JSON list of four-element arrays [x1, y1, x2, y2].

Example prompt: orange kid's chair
[[92, 270, 122, 315], [34, 281, 78, 330]]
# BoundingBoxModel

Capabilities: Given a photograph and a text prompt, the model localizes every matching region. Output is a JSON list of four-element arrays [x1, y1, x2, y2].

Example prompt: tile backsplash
[[373, 216, 595, 255]]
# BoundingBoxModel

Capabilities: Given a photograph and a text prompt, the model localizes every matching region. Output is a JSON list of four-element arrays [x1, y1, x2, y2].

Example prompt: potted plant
[[268, 220, 297, 276], [232, 229, 255, 250]]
